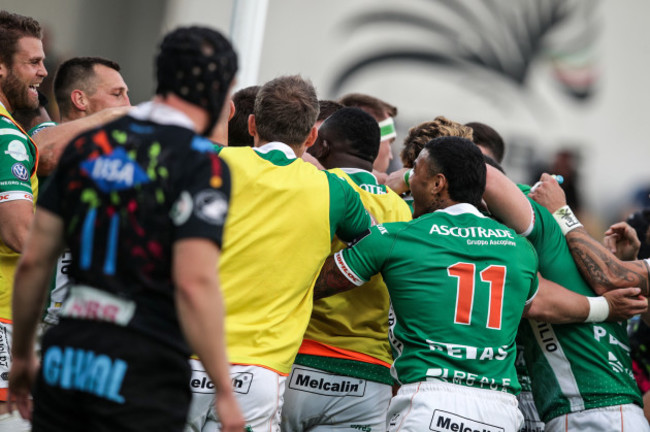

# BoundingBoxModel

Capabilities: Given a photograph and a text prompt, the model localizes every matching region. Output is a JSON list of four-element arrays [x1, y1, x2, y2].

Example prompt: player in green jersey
[[282, 107, 412, 431], [483, 166, 650, 431], [313, 137, 644, 432]]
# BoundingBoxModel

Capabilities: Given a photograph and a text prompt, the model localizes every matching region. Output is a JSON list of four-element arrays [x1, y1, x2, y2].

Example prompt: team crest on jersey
[[194, 190, 228, 224], [5, 140, 29, 161], [80, 147, 150, 192], [11, 163, 29, 180], [170, 191, 193, 226]]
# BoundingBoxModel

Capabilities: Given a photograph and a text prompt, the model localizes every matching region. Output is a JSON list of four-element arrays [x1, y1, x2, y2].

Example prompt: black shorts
[[33, 320, 191, 432]]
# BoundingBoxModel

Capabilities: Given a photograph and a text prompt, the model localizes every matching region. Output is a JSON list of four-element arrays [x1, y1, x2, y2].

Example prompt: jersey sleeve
[[170, 150, 231, 248], [337, 225, 392, 285], [0, 119, 36, 201], [324, 171, 371, 242]]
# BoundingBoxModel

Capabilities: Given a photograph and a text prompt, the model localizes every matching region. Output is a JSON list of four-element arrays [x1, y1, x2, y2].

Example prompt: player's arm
[[35, 106, 130, 175], [313, 253, 359, 300], [326, 172, 372, 242], [314, 226, 389, 300], [529, 173, 650, 296], [10, 207, 65, 420], [524, 275, 647, 323], [483, 164, 535, 235], [0, 200, 33, 253], [173, 239, 244, 431]]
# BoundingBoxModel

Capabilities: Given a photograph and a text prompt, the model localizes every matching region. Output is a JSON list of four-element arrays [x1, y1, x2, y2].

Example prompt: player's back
[[303, 167, 412, 365], [371, 205, 538, 393], [44, 113, 228, 354], [217, 144, 369, 374]]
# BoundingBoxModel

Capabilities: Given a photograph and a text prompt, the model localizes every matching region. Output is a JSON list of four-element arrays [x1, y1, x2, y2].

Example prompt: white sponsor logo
[[430, 224, 514, 240], [194, 190, 228, 225], [170, 191, 193, 226], [59, 285, 135, 326], [427, 339, 508, 361], [92, 158, 135, 184], [425, 368, 511, 390], [430, 410, 504, 432], [289, 367, 365, 397], [5, 140, 29, 161], [334, 252, 365, 286]]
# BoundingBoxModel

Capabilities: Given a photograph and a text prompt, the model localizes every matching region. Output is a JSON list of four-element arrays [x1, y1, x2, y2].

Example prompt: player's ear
[[248, 114, 257, 138], [71, 89, 88, 112], [431, 173, 447, 194], [303, 126, 318, 149]]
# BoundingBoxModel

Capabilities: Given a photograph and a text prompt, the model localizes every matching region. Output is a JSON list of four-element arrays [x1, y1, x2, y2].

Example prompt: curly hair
[[400, 116, 473, 168]]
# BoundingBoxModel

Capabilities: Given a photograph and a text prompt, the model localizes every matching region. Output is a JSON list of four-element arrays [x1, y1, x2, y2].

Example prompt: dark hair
[[54, 57, 121, 116], [0, 11, 42, 66], [155, 26, 237, 136], [338, 93, 397, 121], [317, 100, 344, 122], [254, 75, 319, 146], [466, 122, 505, 163], [320, 107, 380, 163], [401, 116, 473, 168], [424, 136, 486, 208], [483, 154, 505, 174], [228, 85, 260, 147]]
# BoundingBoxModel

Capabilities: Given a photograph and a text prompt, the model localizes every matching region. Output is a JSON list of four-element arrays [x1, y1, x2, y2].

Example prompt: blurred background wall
[[3, 0, 649, 228]]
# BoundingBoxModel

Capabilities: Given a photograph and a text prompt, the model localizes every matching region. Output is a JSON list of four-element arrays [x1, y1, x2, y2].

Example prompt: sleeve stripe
[[0, 191, 33, 203], [0, 128, 27, 140], [333, 251, 366, 286], [525, 282, 539, 306]]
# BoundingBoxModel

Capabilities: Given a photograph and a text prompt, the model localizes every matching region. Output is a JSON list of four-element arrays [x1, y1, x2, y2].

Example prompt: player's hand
[[8, 354, 39, 421], [604, 287, 648, 321], [528, 173, 567, 213], [301, 151, 325, 170], [215, 391, 245, 432], [604, 221, 640, 261], [385, 168, 409, 194]]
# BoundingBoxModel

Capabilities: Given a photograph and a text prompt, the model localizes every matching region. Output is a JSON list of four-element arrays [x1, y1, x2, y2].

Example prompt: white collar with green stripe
[[254, 141, 297, 159], [435, 203, 487, 218]]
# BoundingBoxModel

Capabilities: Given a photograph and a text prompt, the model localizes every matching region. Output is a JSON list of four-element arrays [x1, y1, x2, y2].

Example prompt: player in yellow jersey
[[0, 11, 46, 430], [185, 76, 371, 432], [281, 107, 412, 431]]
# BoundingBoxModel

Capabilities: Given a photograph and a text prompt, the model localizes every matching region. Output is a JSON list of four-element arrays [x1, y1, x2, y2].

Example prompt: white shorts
[[0, 322, 11, 399], [517, 390, 544, 432], [545, 403, 650, 432], [184, 359, 285, 432], [281, 364, 392, 431], [387, 380, 524, 432]]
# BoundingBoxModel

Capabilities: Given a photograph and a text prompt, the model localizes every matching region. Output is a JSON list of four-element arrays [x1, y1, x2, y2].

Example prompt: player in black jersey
[[9, 26, 244, 431]]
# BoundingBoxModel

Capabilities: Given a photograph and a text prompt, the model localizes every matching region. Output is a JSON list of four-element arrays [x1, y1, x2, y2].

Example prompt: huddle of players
[[2, 10, 649, 432]]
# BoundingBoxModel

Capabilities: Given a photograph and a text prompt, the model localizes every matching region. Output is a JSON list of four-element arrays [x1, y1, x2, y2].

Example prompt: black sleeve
[[170, 150, 231, 248]]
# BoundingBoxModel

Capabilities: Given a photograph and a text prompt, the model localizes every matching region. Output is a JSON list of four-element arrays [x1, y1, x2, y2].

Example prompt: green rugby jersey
[[517, 184, 641, 422], [337, 203, 539, 394]]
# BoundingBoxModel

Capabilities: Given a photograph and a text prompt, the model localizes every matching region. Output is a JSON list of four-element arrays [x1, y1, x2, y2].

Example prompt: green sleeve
[[324, 171, 371, 242], [0, 121, 35, 194], [28, 121, 57, 137], [339, 225, 393, 284]]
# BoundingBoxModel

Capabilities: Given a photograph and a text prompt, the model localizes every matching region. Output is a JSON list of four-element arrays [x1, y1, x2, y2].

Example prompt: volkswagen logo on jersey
[[80, 147, 150, 193], [11, 163, 29, 181]]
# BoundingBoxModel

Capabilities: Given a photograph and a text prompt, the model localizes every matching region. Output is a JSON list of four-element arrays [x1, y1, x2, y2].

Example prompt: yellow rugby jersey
[[216, 143, 370, 374], [298, 168, 411, 377], [0, 104, 39, 322]]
